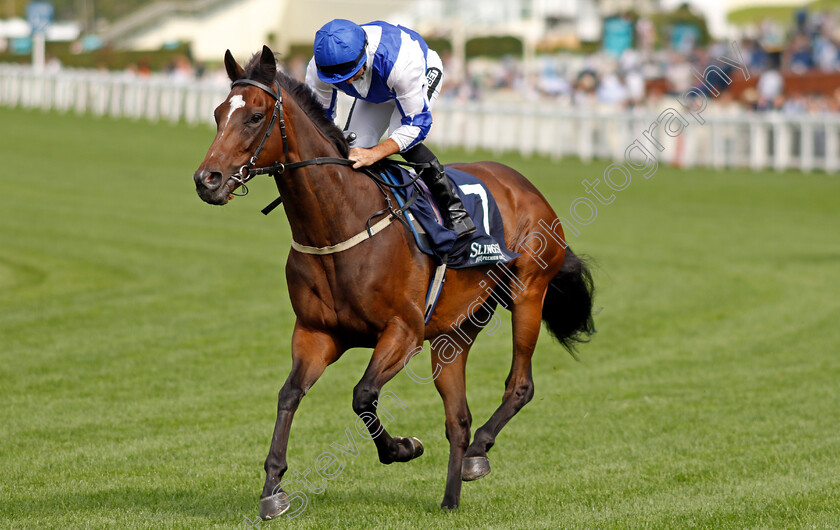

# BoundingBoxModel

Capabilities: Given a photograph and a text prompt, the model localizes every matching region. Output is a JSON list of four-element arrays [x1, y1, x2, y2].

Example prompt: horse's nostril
[[194, 169, 224, 191]]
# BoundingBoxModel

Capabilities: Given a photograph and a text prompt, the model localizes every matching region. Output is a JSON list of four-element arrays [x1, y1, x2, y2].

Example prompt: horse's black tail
[[541, 247, 596, 358]]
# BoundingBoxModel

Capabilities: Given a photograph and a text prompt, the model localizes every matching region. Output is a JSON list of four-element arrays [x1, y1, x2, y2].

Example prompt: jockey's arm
[[350, 54, 431, 169], [348, 138, 400, 169], [388, 52, 433, 153]]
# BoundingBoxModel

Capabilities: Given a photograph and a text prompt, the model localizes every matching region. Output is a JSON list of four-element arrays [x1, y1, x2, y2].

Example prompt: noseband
[[228, 78, 354, 196]]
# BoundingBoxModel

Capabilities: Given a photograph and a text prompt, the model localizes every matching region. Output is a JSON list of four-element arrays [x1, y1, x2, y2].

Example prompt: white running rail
[[2, 64, 838, 173]]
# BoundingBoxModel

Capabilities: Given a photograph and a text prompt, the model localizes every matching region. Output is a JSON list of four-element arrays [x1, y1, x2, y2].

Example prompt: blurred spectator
[[636, 17, 656, 54], [814, 34, 838, 71], [596, 72, 628, 106], [757, 68, 784, 108], [743, 39, 768, 72], [789, 35, 814, 73], [167, 55, 193, 83], [624, 69, 646, 107], [664, 53, 693, 94]]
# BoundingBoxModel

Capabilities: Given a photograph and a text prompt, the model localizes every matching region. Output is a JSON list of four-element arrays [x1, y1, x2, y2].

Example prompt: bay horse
[[193, 46, 595, 519]]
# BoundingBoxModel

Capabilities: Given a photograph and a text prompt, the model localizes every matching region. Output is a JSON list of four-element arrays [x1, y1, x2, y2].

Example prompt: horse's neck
[[276, 102, 380, 248]]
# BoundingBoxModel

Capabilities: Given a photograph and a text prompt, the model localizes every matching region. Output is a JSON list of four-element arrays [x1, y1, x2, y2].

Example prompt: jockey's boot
[[420, 159, 476, 239]]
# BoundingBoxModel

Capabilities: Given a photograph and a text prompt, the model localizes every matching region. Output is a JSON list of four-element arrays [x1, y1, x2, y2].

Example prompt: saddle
[[374, 160, 519, 269]]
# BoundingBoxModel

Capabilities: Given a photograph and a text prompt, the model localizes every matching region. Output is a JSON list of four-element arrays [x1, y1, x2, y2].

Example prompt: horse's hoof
[[462, 455, 491, 481], [395, 436, 424, 460], [407, 436, 424, 458], [440, 500, 460, 511], [259, 491, 291, 520]]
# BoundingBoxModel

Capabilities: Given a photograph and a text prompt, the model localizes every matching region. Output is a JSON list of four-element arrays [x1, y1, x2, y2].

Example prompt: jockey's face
[[347, 65, 366, 83]]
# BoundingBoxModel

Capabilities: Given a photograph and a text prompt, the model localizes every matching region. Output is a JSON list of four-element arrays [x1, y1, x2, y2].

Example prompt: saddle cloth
[[376, 161, 519, 269]]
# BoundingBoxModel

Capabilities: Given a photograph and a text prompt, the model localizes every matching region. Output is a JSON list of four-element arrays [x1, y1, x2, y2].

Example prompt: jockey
[[305, 19, 476, 239]]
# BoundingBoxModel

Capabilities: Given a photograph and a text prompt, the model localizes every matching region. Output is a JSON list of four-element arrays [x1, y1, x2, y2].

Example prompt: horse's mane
[[243, 53, 349, 157]]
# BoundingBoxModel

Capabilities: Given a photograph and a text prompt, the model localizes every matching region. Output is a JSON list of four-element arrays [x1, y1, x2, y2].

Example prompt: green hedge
[[651, 4, 711, 47], [728, 0, 840, 26], [0, 42, 193, 71], [423, 37, 452, 55], [465, 36, 523, 58], [4, 0, 193, 23]]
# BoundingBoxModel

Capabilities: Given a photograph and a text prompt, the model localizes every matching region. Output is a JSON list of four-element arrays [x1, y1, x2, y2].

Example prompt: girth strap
[[290, 185, 418, 255], [291, 215, 396, 255]]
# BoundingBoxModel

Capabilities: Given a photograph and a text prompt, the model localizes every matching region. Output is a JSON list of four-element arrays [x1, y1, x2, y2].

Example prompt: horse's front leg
[[260, 323, 343, 520], [431, 337, 472, 510], [353, 317, 425, 465]]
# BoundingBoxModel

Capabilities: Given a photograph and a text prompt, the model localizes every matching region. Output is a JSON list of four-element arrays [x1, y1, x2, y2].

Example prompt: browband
[[231, 78, 280, 100]]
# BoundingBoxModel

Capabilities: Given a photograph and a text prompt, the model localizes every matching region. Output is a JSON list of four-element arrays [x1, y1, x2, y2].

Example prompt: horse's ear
[[224, 49, 244, 82], [257, 45, 277, 85]]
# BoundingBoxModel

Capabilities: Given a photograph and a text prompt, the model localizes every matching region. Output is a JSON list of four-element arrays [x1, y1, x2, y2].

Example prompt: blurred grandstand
[[2, 0, 840, 169], [2, 0, 839, 114], [417, 3, 840, 118]]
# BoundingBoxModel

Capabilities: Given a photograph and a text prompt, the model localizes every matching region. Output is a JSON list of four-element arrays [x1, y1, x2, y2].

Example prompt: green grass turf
[[1, 106, 839, 529]]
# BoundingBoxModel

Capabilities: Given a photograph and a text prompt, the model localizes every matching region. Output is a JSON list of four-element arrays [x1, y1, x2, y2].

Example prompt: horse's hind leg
[[260, 324, 342, 520], [353, 317, 426, 464], [463, 285, 547, 480]]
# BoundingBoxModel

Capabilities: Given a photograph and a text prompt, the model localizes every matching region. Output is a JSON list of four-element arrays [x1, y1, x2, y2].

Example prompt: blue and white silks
[[305, 21, 438, 151]]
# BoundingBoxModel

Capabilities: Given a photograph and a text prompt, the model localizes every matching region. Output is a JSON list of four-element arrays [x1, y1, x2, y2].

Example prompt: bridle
[[221, 76, 426, 253], [227, 78, 354, 197]]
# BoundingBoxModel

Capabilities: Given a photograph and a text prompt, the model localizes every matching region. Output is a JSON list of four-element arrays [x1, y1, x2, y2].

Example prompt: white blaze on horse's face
[[225, 94, 246, 125]]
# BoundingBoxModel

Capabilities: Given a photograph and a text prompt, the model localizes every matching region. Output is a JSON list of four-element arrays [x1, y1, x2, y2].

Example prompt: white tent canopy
[[0, 18, 31, 39], [0, 18, 81, 41]]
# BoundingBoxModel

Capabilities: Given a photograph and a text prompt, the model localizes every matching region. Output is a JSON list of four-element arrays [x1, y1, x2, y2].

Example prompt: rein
[[228, 77, 421, 255]]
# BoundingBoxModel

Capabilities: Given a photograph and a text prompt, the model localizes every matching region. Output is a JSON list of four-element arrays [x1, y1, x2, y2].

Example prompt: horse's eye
[[249, 113, 264, 124]]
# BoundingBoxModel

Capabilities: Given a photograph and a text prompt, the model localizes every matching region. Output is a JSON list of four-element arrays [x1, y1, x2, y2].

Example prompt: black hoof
[[394, 436, 424, 461], [259, 491, 290, 520], [461, 455, 490, 481]]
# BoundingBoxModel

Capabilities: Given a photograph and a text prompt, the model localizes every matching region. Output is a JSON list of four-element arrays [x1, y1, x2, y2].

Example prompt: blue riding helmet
[[313, 19, 368, 84]]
